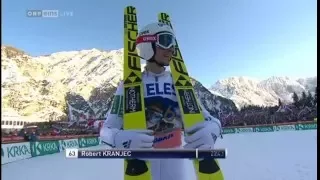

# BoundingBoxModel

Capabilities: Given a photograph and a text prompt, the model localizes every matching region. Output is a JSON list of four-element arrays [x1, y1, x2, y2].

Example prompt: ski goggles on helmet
[[136, 32, 176, 49]]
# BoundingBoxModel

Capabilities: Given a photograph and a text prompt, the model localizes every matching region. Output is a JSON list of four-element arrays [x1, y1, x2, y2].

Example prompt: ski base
[[124, 160, 151, 180]]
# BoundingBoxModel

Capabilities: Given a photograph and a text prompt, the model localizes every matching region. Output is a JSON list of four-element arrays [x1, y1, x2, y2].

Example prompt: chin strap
[[148, 58, 167, 67]]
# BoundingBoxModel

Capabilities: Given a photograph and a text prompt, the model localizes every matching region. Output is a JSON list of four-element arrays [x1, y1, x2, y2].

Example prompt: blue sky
[[3, 0, 317, 87]]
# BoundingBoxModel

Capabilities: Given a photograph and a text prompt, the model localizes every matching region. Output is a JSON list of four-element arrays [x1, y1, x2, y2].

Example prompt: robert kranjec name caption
[[66, 149, 227, 159]]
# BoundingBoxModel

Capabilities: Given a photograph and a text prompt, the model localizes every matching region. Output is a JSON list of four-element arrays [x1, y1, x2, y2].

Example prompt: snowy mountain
[[210, 76, 317, 109], [1, 46, 237, 122]]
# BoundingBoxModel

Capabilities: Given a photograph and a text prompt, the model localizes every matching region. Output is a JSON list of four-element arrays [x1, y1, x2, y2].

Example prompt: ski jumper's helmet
[[136, 22, 176, 61]]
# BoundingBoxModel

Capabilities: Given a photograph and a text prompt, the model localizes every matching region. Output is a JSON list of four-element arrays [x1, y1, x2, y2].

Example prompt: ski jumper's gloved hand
[[184, 120, 222, 150], [114, 129, 154, 149]]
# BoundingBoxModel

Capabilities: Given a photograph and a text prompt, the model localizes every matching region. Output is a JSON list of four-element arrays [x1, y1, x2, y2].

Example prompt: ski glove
[[184, 120, 222, 150], [114, 130, 154, 149]]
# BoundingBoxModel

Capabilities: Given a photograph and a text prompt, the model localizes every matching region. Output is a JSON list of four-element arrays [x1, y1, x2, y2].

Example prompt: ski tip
[[124, 6, 137, 14], [158, 12, 171, 22], [125, 6, 136, 11], [158, 12, 169, 17]]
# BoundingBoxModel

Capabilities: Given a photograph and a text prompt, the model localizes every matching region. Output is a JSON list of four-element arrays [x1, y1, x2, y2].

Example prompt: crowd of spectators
[[220, 90, 317, 127], [1, 120, 99, 140], [220, 104, 317, 127], [2, 90, 317, 139]]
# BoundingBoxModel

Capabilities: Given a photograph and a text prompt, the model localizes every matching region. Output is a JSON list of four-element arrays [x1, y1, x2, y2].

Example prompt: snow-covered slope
[[210, 76, 317, 108], [2, 130, 317, 180], [1, 46, 236, 122]]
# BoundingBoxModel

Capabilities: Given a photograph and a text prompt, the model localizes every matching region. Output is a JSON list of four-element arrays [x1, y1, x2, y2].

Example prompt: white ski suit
[[100, 70, 222, 180]]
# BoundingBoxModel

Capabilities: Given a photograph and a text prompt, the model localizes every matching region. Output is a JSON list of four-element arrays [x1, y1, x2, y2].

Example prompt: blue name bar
[[77, 149, 226, 159]]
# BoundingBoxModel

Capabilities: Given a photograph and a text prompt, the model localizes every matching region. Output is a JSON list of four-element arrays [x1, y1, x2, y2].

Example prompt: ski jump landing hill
[[2, 121, 317, 180]]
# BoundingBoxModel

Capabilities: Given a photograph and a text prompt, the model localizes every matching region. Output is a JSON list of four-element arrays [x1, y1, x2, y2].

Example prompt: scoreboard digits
[[66, 149, 227, 159]]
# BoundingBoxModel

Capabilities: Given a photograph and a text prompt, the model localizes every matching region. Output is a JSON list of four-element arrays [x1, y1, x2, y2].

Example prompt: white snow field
[[2, 131, 317, 180]]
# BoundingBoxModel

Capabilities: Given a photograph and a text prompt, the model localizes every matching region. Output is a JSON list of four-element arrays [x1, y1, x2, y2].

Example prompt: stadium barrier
[[222, 121, 317, 134], [1, 135, 101, 165], [1, 121, 316, 165]]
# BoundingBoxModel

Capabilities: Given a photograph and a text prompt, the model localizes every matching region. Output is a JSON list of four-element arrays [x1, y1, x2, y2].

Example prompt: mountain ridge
[[210, 75, 317, 108], [1, 45, 237, 122], [2, 45, 316, 122]]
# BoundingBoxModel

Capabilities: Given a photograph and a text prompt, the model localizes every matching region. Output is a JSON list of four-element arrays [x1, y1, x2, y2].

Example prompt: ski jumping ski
[[122, 5, 224, 180], [158, 12, 225, 180], [123, 6, 152, 180]]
